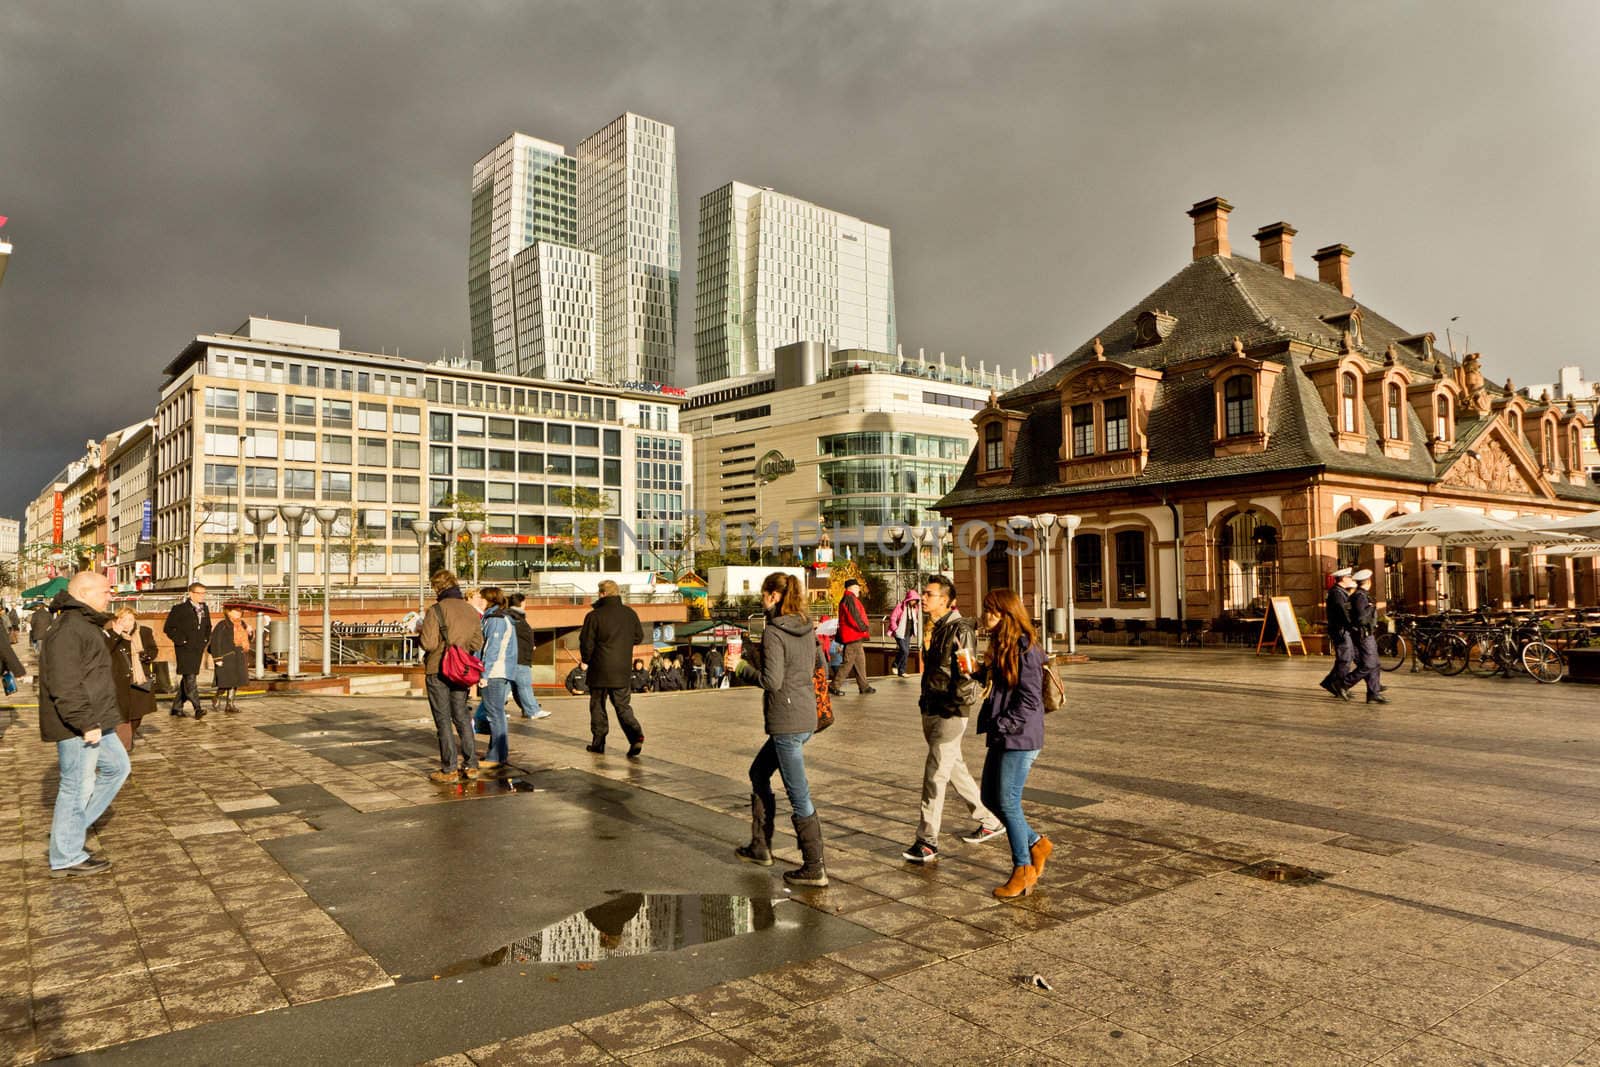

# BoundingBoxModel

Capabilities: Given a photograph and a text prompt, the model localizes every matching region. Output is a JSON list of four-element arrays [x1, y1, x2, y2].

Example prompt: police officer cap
[[1352, 568, 1373, 581], [1331, 567, 1353, 578]]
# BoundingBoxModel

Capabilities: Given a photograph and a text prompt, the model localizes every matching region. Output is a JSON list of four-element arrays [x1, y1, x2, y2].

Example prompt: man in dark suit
[[579, 580, 645, 757], [162, 582, 212, 718]]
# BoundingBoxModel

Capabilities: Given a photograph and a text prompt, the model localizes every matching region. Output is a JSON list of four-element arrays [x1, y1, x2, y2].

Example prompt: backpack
[[433, 604, 483, 688]]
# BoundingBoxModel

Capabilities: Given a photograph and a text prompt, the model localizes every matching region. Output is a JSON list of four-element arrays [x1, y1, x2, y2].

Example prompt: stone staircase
[[342, 672, 417, 698]]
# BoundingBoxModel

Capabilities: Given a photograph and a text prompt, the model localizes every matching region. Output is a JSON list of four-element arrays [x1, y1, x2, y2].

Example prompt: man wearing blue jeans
[[39, 573, 130, 877], [506, 594, 548, 720]]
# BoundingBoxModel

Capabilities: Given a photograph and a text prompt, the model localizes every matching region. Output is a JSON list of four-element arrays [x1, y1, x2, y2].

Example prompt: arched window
[[1073, 532, 1103, 604], [1542, 423, 1554, 468], [1435, 400, 1449, 442], [983, 421, 1004, 470], [1386, 383, 1403, 440], [1217, 511, 1279, 613], [1571, 426, 1582, 471], [1337, 510, 1369, 571], [1223, 376, 1254, 437], [1341, 374, 1358, 433]]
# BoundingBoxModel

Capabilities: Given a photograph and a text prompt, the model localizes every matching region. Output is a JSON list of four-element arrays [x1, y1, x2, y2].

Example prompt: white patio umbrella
[[1540, 541, 1600, 557], [1518, 511, 1600, 540], [1315, 507, 1577, 549]]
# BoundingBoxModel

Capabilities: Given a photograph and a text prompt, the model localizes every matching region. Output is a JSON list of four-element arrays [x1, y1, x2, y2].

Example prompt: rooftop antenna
[[1445, 316, 1461, 359]]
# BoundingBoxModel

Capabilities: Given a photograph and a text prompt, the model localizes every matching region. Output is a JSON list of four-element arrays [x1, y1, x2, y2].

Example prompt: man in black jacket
[[579, 580, 645, 757], [40, 573, 129, 876], [1320, 568, 1358, 701], [29, 604, 52, 657], [163, 582, 211, 718], [904, 574, 1003, 864]]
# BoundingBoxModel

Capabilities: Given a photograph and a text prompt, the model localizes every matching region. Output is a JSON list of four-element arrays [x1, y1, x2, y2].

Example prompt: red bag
[[433, 604, 483, 687]]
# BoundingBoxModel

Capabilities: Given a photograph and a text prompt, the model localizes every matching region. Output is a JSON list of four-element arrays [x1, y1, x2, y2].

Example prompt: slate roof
[[939, 253, 1600, 510]]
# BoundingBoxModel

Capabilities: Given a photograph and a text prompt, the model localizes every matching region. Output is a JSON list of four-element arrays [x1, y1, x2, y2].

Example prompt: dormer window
[[1224, 376, 1254, 436], [1104, 398, 1130, 452], [1071, 404, 1095, 457], [1341, 374, 1358, 433], [1386, 383, 1403, 440], [983, 421, 1004, 471], [1436, 403, 1448, 442], [1570, 424, 1582, 472]]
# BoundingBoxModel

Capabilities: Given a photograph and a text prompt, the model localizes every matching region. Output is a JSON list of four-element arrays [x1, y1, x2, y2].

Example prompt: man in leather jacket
[[904, 575, 1003, 864]]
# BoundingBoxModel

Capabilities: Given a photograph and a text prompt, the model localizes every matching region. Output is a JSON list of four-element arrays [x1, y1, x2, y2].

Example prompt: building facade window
[[1436, 401, 1448, 442], [1217, 511, 1278, 613], [1104, 397, 1130, 453], [983, 422, 1003, 470], [1074, 532, 1103, 603], [1114, 530, 1147, 602], [1386, 384, 1403, 440], [1336, 510, 1369, 571], [1071, 403, 1095, 457], [1341, 374, 1357, 433], [1224, 376, 1254, 437]]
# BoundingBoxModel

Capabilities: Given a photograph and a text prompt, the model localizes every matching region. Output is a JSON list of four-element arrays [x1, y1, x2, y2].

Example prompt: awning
[[21, 577, 68, 600]]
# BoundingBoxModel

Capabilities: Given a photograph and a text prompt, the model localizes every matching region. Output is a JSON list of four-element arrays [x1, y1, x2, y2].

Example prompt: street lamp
[[463, 519, 486, 586], [1063, 514, 1082, 654], [916, 526, 935, 576], [277, 504, 307, 678], [1008, 516, 1032, 604], [245, 505, 277, 678], [435, 516, 466, 578], [1032, 513, 1059, 656], [313, 507, 343, 677], [409, 519, 432, 612], [885, 526, 905, 579]]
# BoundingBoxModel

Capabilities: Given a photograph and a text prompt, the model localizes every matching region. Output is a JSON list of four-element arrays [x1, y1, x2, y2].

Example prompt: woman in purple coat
[[976, 587, 1052, 899]]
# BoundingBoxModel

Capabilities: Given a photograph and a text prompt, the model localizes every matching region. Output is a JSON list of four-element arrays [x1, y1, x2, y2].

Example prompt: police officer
[[1345, 569, 1388, 705], [1319, 568, 1358, 701]]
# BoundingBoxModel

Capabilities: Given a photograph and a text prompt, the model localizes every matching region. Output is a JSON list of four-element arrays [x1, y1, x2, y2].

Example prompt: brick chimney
[[1254, 221, 1296, 278], [1186, 197, 1233, 260], [1313, 243, 1354, 297]]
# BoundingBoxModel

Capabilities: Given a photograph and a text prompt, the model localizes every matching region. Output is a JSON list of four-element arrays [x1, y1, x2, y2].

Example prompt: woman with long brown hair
[[976, 587, 1052, 898]]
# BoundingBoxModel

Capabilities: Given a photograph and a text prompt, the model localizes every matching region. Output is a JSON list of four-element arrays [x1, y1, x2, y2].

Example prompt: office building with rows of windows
[[153, 317, 689, 590], [695, 182, 895, 385], [683, 342, 1015, 563]]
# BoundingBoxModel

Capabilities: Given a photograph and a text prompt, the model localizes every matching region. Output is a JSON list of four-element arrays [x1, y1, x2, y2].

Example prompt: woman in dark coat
[[207, 606, 251, 715], [107, 609, 157, 751], [975, 587, 1050, 900]]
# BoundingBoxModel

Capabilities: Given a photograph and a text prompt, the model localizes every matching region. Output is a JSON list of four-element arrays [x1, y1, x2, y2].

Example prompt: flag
[[0, 216, 8, 228]]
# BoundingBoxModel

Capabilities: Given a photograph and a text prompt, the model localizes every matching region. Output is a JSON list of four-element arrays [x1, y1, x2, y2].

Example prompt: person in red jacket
[[834, 578, 876, 696]]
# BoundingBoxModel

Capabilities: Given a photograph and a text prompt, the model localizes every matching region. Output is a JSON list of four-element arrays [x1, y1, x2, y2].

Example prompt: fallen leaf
[[576, 963, 596, 971]]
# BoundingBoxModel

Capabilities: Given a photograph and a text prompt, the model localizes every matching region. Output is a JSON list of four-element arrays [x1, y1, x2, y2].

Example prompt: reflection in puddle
[[434, 893, 782, 975]]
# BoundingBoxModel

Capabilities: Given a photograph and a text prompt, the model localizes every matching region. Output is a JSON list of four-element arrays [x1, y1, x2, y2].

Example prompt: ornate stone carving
[[1133, 310, 1176, 348], [1069, 368, 1123, 398], [1439, 437, 1532, 495]]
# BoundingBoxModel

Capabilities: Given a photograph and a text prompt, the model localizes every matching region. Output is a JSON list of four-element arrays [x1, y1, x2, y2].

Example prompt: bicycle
[[1465, 621, 1566, 684]]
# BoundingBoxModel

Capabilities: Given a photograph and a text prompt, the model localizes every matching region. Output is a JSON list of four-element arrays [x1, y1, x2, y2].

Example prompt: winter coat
[[207, 620, 250, 690], [480, 608, 515, 680], [417, 588, 485, 676], [919, 609, 981, 719], [38, 593, 122, 742], [630, 667, 651, 693], [507, 607, 536, 667], [578, 595, 644, 690], [890, 598, 923, 642], [1325, 586, 1354, 639], [756, 612, 822, 736], [838, 592, 870, 644], [0, 624, 23, 680], [976, 635, 1046, 751], [29, 608, 51, 642], [109, 632, 158, 723], [163, 598, 213, 674], [1349, 588, 1377, 635]]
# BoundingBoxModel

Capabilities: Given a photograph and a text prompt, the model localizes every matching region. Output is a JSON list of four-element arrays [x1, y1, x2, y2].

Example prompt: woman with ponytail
[[976, 587, 1051, 898], [728, 572, 829, 887]]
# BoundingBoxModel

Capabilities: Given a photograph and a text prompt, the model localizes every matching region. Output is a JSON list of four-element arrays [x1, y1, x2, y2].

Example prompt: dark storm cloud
[[2, 0, 1597, 516]]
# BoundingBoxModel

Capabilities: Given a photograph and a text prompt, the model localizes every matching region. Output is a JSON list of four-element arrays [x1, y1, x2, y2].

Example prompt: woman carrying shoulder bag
[[976, 588, 1052, 899], [729, 572, 828, 887]]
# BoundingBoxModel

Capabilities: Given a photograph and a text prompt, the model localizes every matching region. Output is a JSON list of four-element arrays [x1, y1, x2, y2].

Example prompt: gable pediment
[[1437, 422, 1555, 500]]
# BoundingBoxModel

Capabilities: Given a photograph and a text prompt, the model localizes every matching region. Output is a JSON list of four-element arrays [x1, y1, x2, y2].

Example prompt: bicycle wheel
[[1521, 641, 1565, 684], [1464, 639, 1500, 677], [1431, 634, 1470, 676], [1376, 632, 1408, 672]]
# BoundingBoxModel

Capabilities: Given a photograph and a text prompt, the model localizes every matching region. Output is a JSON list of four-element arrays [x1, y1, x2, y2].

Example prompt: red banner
[[52, 491, 63, 545]]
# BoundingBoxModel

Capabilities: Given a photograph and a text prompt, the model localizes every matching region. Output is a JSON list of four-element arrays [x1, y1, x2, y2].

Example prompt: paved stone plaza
[[2, 649, 1598, 1065]]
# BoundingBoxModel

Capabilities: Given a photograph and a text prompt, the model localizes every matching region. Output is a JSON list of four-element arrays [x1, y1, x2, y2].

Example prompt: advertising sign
[[480, 534, 572, 547], [140, 499, 153, 541], [52, 491, 63, 545]]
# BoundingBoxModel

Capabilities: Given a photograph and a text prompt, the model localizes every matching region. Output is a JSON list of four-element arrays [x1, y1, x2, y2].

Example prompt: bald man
[[39, 572, 130, 876]]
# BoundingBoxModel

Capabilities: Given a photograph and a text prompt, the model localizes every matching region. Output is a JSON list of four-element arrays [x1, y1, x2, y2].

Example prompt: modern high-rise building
[[577, 113, 680, 385], [509, 241, 601, 381], [694, 182, 895, 385], [467, 133, 585, 374]]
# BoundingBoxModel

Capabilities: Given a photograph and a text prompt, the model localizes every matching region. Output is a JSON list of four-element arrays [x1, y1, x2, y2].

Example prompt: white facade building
[[468, 133, 583, 375], [106, 422, 155, 591], [578, 113, 680, 385], [509, 240, 601, 381], [695, 182, 895, 385], [0, 518, 18, 591]]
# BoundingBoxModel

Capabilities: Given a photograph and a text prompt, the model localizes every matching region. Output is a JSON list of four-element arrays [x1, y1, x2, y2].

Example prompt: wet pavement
[[1, 648, 1597, 1065]]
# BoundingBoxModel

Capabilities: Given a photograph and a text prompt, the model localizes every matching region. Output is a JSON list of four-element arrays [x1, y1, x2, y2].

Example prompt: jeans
[[50, 733, 130, 869], [508, 664, 543, 718], [981, 747, 1041, 867], [894, 636, 910, 674], [750, 731, 815, 818], [426, 673, 476, 771], [918, 714, 1000, 846], [474, 678, 510, 763]]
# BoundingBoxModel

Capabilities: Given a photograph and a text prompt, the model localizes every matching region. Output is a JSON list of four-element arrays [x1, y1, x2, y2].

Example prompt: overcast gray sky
[[3, 0, 1597, 519]]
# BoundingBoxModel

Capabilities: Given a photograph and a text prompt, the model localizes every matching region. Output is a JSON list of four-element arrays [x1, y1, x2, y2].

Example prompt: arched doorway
[[1216, 510, 1278, 614]]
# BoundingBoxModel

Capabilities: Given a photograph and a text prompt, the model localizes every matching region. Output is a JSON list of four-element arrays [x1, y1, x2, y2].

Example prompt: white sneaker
[[530, 709, 552, 719]]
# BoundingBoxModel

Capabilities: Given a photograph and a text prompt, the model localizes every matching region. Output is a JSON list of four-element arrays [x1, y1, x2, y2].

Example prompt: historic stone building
[[937, 197, 1600, 628]]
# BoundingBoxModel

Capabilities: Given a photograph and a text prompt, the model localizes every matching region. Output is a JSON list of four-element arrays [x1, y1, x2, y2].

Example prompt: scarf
[[232, 618, 251, 650], [128, 626, 148, 687]]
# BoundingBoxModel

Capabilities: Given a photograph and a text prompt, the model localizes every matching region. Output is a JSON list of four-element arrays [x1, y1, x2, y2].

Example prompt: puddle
[[427, 893, 784, 976], [1234, 860, 1326, 885]]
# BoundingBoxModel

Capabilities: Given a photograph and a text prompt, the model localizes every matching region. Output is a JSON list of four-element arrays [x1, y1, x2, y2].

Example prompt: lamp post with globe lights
[[1032, 513, 1059, 656], [276, 504, 307, 678], [464, 519, 486, 586], [1062, 514, 1082, 654], [313, 507, 343, 677], [245, 506, 277, 677], [435, 516, 466, 578], [409, 519, 432, 612]]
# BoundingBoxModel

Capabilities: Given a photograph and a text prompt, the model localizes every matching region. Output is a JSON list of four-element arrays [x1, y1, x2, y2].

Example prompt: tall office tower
[[509, 241, 601, 380], [468, 134, 580, 373], [577, 114, 679, 384], [694, 182, 895, 384]]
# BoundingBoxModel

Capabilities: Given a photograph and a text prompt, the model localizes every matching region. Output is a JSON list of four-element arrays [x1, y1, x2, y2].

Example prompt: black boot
[[735, 793, 775, 867], [783, 812, 828, 887]]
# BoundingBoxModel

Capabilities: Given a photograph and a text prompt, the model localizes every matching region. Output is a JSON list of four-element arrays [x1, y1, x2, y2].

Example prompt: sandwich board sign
[[1256, 596, 1307, 656]]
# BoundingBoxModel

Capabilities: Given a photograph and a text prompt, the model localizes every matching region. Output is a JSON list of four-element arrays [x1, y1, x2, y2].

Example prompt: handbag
[[1042, 662, 1065, 713], [2, 670, 15, 696], [813, 663, 834, 732], [434, 605, 484, 687]]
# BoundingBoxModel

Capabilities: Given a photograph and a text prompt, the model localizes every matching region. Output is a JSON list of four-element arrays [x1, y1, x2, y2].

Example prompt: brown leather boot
[[1029, 835, 1053, 878], [994, 864, 1038, 899]]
